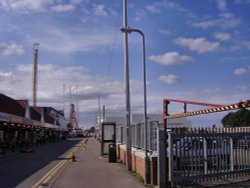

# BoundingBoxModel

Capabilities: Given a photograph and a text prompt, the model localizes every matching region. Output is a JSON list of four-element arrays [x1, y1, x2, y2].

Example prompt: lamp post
[[120, 26, 148, 185], [122, 0, 132, 172]]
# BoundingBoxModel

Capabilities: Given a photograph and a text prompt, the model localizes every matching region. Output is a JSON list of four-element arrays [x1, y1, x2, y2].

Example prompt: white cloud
[[218, 13, 242, 29], [229, 40, 250, 51], [159, 29, 171, 35], [235, 85, 249, 90], [146, 1, 182, 13], [0, 0, 50, 12], [213, 32, 231, 41], [0, 0, 82, 13], [192, 13, 241, 30], [146, 4, 161, 13], [216, 0, 228, 11], [0, 72, 13, 81], [51, 4, 75, 12], [241, 41, 250, 50], [135, 9, 145, 21], [202, 87, 222, 93], [158, 75, 181, 84], [93, 4, 108, 16], [25, 25, 114, 54], [192, 20, 217, 29], [0, 63, 125, 105], [234, 67, 250, 75], [0, 43, 25, 56], [149, 51, 193, 65], [174, 37, 220, 53], [0, 63, 148, 124]]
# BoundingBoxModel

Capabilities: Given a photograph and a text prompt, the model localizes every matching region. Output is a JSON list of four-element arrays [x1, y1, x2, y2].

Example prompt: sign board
[[101, 122, 116, 155], [0, 112, 9, 122]]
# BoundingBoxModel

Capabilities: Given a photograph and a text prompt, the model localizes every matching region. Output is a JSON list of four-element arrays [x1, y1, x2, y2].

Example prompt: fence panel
[[168, 127, 250, 187], [116, 121, 159, 152]]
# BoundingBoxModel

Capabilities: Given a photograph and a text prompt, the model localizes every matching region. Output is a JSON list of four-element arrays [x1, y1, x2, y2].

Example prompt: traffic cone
[[82, 143, 87, 150], [71, 151, 77, 162], [85, 138, 88, 143]]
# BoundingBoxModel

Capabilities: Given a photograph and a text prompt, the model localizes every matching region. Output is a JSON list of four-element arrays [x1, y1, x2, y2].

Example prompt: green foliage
[[133, 173, 155, 187], [222, 109, 250, 127], [134, 172, 144, 183], [88, 126, 95, 133]]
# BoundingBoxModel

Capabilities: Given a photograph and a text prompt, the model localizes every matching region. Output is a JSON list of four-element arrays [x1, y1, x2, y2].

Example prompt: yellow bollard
[[82, 143, 87, 150], [71, 151, 77, 162], [85, 138, 88, 143]]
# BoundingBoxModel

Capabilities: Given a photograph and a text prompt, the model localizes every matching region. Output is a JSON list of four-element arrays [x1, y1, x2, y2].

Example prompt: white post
[[203, 137, 208, 174], [230, 137, 234, 171], [167, 130, 173, 183]]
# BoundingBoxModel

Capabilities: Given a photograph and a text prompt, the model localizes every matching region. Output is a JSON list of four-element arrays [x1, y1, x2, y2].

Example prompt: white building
[[106, 113, 191, 128]]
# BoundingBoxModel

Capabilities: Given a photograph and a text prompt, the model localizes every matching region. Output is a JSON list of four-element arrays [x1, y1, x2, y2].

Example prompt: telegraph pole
[[102, 105, 106, 122], [123, 0, 132, 171]]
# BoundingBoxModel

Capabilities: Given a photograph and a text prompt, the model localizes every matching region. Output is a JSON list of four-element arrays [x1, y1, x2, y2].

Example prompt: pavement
[[198, 177, 250, 188], [50, 137, 146, 188]]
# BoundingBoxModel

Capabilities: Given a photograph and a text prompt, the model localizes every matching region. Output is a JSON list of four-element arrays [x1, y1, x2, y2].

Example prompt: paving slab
[[52, 138, 146, 188]]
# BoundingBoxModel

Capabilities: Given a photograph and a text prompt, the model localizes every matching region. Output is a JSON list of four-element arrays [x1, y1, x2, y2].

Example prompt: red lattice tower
[[68, 103, 78, 131]]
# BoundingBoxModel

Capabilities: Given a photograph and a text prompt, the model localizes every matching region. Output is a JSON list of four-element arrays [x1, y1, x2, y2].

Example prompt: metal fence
[[116, 125, 124, 144], [167, 127, 250, 187], [116, 121, 159, 152], [117, 124, 250, 187]]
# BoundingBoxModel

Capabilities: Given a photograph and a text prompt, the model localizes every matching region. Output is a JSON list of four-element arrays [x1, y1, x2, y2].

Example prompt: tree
[[88, 126, 96, 133], [222, 109, 250, 128]]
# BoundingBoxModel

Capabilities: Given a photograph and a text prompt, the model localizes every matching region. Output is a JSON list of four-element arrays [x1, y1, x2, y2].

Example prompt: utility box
[[108, 144, 117, 162]]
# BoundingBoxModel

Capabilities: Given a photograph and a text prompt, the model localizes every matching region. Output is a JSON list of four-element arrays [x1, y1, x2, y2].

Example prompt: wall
[[117, 144, 158, 185]]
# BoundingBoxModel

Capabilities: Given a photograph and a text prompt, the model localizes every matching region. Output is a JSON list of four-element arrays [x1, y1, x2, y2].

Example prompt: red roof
[[30, 107, 41, 121], [0, 94, 25, 117]]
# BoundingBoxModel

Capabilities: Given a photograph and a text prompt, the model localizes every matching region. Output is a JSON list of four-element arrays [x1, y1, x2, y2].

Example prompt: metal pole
[[120, 27, 148, 184], [138, 30, 149, 185], [142, 32, 149, 185], [159, 100, 169, 187], [123, 0, 132, 171], [102, 105, 106, 122], [158, 125, 166, 188]]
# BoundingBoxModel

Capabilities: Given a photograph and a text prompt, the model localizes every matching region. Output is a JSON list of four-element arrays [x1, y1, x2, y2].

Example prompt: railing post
[[167, 130, 173, 184], [230, 137, 234, 171], [203, 137, 208, 174], [157, 125, 167, 188]]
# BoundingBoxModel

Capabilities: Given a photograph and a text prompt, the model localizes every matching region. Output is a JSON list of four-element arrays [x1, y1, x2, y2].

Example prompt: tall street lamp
[[122, 0, 132, 172], [120, 26, 149, 185]]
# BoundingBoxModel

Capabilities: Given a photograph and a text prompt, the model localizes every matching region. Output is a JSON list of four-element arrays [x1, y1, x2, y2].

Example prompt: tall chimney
[[32, 43, 39, 107]]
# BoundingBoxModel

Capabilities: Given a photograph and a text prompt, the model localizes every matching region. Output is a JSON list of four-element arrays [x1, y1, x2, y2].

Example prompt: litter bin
[[108, 144, 117, 162]]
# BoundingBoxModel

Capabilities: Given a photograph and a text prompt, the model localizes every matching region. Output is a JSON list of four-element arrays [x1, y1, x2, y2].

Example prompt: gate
[[158, 99, 250, 187]]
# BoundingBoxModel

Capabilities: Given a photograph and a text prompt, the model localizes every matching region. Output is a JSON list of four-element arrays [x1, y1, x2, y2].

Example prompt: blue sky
[[0, 0, 249, 128]]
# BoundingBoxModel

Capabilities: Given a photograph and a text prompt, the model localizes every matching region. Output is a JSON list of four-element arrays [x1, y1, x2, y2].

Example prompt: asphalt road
[[0, 138, 82, 188]]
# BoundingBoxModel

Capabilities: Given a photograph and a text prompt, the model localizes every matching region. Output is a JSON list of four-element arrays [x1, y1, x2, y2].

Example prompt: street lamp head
[[120, 27, 134, 33], [120, 27, 144, 37]]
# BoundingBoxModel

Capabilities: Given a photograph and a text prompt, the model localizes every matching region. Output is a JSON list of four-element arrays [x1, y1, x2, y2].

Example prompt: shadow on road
[[0, 138, 82, 188]]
